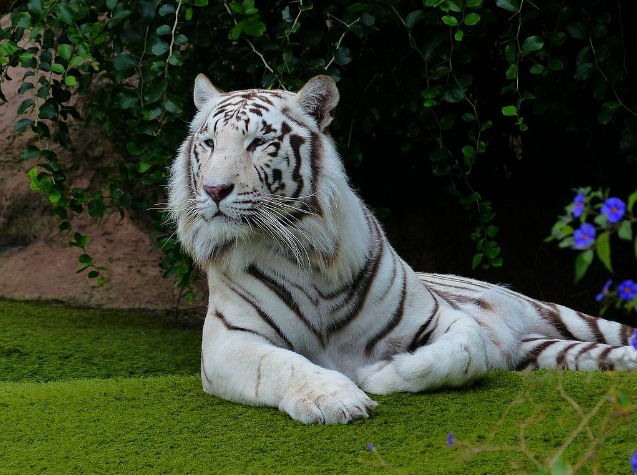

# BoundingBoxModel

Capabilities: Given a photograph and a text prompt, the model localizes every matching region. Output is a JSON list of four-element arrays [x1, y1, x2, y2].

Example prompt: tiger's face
[[169, 75, 341, 265]]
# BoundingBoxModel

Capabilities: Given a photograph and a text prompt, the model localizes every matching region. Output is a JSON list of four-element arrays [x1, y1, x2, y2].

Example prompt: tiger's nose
[[203, 183, 234, 203]]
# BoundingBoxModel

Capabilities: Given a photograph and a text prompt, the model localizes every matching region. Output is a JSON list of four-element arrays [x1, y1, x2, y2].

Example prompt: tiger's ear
[[295, 75, 339, 132], [194, 74, 224, 110]]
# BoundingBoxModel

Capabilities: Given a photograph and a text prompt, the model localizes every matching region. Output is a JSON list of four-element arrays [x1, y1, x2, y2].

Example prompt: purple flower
[[631, 330, 637, 351], [601, 197, 626, 223], [596, 280, 613, 302], [574, 223, 596, 249], [446, 432, 454, 446], [631, 449, 637, 473], [366, 443, 375, 451], [572, 193, 586, 218], [618, 280, 637, 301]]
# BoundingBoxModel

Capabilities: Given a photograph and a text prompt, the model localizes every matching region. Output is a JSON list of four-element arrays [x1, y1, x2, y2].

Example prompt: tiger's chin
[[184, 217, 254, 266]]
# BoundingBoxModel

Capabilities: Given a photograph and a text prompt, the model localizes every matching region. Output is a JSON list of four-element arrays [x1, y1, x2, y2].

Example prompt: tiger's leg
[[517, 335, 637, 370], [356, 308, 489, 394], [202, 313, 377, 424]]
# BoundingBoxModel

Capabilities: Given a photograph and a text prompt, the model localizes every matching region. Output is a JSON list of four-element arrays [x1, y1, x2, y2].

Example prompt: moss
[[1, 300, 635, 474]]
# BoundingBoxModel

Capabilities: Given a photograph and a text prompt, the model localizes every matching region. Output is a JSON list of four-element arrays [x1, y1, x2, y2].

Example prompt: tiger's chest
[[209, 262, 427, 376]]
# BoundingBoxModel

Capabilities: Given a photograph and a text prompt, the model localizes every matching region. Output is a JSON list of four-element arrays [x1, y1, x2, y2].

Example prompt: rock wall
[[0, 54, 206, 311]]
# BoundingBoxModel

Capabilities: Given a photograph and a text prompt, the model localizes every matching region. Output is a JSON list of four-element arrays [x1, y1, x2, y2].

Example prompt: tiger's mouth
[[202, 209, 235, 222]]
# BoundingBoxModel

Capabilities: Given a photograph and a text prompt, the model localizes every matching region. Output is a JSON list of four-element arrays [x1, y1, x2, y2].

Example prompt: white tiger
[[168, 74, 637, 424]]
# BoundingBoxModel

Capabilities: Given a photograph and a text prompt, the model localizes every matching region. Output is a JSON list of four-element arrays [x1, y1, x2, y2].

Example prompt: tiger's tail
[[521, 301, 636, 370]]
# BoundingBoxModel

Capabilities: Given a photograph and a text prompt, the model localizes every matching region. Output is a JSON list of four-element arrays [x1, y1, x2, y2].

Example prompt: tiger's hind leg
[[518, 334, 637, 371], [356, 308, 489, 394]]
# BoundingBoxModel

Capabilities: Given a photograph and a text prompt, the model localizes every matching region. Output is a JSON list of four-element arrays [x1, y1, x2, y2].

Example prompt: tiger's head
[[168, 75, 348, 268]]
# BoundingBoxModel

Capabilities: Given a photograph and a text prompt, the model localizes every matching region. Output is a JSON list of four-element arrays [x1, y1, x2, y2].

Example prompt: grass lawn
[[1, 300, 635, 474]]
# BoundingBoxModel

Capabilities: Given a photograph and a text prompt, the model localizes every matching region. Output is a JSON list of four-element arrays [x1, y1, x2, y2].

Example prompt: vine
[[1, 0, 635, 303]]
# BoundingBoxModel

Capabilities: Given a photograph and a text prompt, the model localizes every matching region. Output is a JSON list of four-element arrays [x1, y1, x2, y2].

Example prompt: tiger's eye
[[203, 138, 215, 149], [251, 138, 267, 149]]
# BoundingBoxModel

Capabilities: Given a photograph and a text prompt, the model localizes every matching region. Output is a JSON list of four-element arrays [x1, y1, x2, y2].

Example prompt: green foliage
[[2, 0, 636, 295]]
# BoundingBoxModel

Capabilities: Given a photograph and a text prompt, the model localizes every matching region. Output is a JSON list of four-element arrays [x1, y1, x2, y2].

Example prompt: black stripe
[[517, 339, 559, 370], [576, 312, 606, 344], [364, 264, 408, 356], [201, 354, 213, 385], [224, 277, 293, 350], [555, 342, 580, 368], [574, 342, 598, 369], [213, 310, 276, 345], [620, 324, 635, 345], [247, 265, 325, 346], [288, 133, 306, 198], [408, 296, 440, 352], [531, 301, 577, 340], [326, 211, 384, 334], [378, 250, 398, 301], [597, 346, 615, 370]]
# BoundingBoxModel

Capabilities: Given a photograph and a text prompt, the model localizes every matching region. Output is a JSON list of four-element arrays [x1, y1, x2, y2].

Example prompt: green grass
[[1, 300, 636, 474], [0, 300, 201, 382]]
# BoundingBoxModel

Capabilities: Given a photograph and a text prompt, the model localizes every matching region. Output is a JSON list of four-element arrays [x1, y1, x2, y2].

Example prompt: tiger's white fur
[[168, 74, 637, 424]]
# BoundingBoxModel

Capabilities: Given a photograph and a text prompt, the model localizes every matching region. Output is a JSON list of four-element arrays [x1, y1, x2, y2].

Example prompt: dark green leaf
[[574, 63, 594, 81], [334, 47, 352, 66], [595, 231, 612, 271], [152, 41, 169, 56], [17, 99, 35, 114], [495, 0, 518, 12], [242, 20, 265, 36], [14, 118, 34, 132], [58, 44, 72, 61], [464, 13, 480, 26], [598, 101, 619, 124], [405, 10, 425, 30], [618, 221, 632, 241], [56, 5, 75, 24], [156, 25, 172, 36], [574, 249, 593, 282], [521, 36, 544, 53], [504, 43, 516, 64], [113, 54, 137, 71], [567, 20, 587, 40], [158, 4, 175, 16], [627, 190, 637, 213], [529, 64, 544, 75], [442, 16, 458, 26], [16, 12, 31, 28]]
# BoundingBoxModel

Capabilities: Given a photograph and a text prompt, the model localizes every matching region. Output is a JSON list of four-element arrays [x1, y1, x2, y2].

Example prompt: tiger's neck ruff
[[168, 75, 637, 425]]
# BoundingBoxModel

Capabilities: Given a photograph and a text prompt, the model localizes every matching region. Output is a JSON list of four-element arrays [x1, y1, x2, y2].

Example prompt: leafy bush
[[1, 0, 636, 301]]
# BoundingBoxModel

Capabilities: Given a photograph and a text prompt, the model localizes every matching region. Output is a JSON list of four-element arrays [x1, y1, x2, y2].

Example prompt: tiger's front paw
[[356, 360, 407, 394], [279, 370, 377, 424]]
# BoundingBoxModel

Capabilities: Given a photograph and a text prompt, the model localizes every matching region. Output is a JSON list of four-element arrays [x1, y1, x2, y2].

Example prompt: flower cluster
[[596, 280, 637, 302], [571, 195, 628, 249], [550, 188, 637, 316]]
